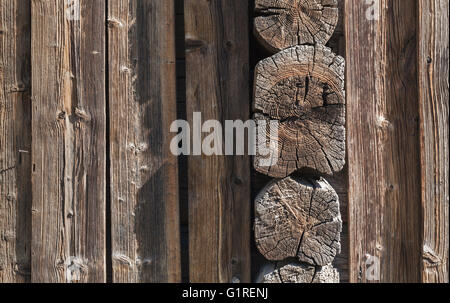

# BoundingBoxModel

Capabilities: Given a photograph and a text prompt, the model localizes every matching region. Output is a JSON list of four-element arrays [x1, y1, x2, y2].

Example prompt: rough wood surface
[[0, 0, 31, 282], [346, 0, 422, 282], [254, 45, 345, 178], [31, 0, 106, 282], [255, 176, 341, 266], [185, 0, 251, 282], [418, 0, 449, 283], [108, 0, 181, 283], [254, 0, 339, 53], [259, 262, 339, 283]]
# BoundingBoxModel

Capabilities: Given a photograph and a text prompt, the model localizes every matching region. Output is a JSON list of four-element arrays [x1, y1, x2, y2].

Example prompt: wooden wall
[[0, 0, 448, 283]]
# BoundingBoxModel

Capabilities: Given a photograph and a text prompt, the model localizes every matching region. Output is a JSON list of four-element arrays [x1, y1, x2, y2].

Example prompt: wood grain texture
[[346, 0, 422, 282], [255, 176, 341, 266], [254, 0, 339, 53], [184, 0, 251, 282], [31, 0, 106, 282], [418, 0, 449, 283], [108, 0, 181, 283], [253, 45, 345, 178], [0, 0, 31, 282]]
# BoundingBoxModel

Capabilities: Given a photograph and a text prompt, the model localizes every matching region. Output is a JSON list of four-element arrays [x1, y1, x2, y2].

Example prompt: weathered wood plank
[[0, 0, 31, 282], [184, 0, 251, 282], [346, 0, 422, 282], [31, 0, 106, 282], [418, 0, 449, 283], [108, 0, 181, 282]]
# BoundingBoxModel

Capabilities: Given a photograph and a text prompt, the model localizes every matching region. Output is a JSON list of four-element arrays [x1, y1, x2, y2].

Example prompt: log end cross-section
[[254, 176, 342, 266], [254, 0, 339, 52], [253, 44, 345, 178], [261, 262, 340, 283]]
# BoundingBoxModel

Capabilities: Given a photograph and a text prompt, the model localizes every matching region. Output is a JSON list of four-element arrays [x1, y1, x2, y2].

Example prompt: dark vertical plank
[[328, 169, 349, 282], [31, 0, 106, 282], [108, 0, 181, 282], [0, 0, 31, 282], [346, 0, 422, 282], [418, 0, 449, 283], [184, 0, 251, 282], [321, 0, 349, 283]]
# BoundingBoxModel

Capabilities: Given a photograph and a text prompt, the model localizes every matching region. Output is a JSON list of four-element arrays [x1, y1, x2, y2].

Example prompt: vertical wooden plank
[[0, 0, 31, 282], [418, 0, 449, 283], [108, 0, 181, 282], [184, 0, 251, 282], [346, 0, 422, 282], [31, 0, 106, 282]]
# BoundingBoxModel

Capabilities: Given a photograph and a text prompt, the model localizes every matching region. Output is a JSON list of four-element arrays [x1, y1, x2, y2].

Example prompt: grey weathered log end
[[254, 0, 339, 52], [255, 176, 342, 266], [254, 45, 345, 178], [261, 262, 339, 283]]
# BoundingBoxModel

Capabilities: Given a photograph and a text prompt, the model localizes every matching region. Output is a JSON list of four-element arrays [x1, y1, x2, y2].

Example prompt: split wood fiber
[[108, 0, 181, 282]]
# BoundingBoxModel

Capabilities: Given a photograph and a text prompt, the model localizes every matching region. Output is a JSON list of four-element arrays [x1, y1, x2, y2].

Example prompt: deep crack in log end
[[254, 176, 342, 266], [254, 0, 339, 52]]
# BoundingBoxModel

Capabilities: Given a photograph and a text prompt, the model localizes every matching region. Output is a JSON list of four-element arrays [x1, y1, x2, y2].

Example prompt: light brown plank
[[418, 0, 449, 283], [0, 0, 31, 282], [108, 0, 181, 282], [345, 0, 422, 282], [31, 0, 106, 282], [184, 0, 251, 282]]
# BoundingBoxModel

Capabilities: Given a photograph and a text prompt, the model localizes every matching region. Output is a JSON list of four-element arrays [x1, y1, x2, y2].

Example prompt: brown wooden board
[[108, 0, 181, 283], [184, 0, 251, 282], [418, 0, 449, 283], [31, 0, 106, 282], [345, 0, 422, 282], [0, 0, 32, 282]]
